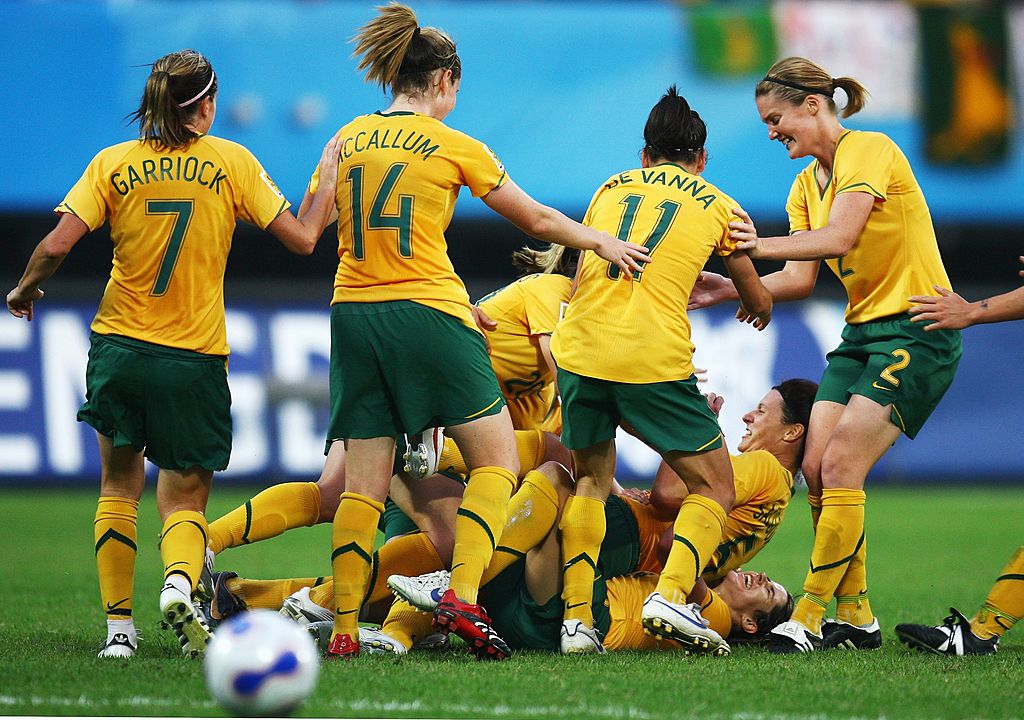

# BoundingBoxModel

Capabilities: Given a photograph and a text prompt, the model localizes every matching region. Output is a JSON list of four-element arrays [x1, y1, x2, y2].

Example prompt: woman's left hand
[[729, 208, 763, 258]]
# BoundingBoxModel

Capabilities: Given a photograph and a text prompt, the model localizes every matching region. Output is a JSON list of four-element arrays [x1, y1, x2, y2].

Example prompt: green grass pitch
[[1, 485, 1022, 718]]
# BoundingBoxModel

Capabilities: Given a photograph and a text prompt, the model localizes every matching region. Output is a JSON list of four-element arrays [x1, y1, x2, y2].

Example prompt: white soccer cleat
[[560, 620, 607, 655], [767, 619, 823, 654], [641, 592, 731, 656], [280, 586, 335, 626], [97, 631, 137, 659], [160, 582, 211, 658], [359, 628, 409, 656], [387, 570, 451, 612], [403, 427, 445, 480]]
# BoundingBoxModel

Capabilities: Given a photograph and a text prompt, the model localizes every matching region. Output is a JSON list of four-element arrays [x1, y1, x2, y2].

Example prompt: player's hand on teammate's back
[[908, 286, 973, 330], [471, 305, 497, 353], [316, 133, 343, 190], [592, 231, 651, 280], [6, 287, 43, 321]]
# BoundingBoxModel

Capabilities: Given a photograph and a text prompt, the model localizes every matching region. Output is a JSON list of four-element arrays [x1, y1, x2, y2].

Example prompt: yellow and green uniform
[[553, 163, 741, 384], [59, 136, 289, 356], [319, 110, 515, 635], [787, 131, 961, 635], [478, 273, 572, 433]]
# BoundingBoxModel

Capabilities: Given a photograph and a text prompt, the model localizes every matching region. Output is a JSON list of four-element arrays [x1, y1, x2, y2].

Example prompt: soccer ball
[[204, 610, 320, 717]]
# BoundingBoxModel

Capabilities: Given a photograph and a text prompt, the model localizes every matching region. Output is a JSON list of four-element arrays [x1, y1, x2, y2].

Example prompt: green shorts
[[77, 333, 231, 471], [326, 301, 505, 447], [479, 495, 639, 651], [816, 315, 962, 438], [557, 369, 723, 454]]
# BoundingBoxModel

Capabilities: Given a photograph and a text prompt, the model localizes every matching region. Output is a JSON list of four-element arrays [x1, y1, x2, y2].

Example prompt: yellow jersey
[[478, 273, 572, 430], [786, 130, 952, 324], [551, 163, 742, 383], [310, 111, 507, 329], [56, 136, 289, 356], [704, 450, 793, 583]]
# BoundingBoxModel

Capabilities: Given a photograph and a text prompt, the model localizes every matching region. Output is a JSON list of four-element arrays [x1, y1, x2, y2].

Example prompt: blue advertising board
[[1, 302, 1020, 485]]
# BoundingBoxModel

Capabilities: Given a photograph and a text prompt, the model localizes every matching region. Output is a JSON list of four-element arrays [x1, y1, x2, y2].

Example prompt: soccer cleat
[[280, 586, 335, 626], [403, 427, 445, 480], [767, 620, 823, 654], [640, 592, 730, 656], [160, 583, 211, 658], [895, 607, 999, 656], [822, 617, 883, 650], [559, 620, 607, 655], [207, 571, 247, 624], [387, 570, 451, 613], [97, 632, 136, 659], [433, 589, 511, 661], [193, 546, 217, 603], [413, 632, 449, 651], [326, 632, 360, 659], [359, 628, 409, 656], [305, 621, 333, 652]]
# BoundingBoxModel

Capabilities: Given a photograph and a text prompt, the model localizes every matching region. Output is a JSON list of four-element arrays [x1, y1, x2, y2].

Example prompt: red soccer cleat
[[432, 589, 511, 661], [326, 632, 360, 659]]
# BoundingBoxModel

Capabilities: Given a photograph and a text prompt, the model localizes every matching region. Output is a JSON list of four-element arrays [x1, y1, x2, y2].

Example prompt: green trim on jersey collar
[[816, 129, 853, 200], [374, 110, 416, 117]]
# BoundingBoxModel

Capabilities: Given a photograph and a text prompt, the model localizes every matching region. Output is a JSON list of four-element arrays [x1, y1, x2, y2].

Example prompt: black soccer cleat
[[822, 618, 883, 650], [895, 607, 999, 656]]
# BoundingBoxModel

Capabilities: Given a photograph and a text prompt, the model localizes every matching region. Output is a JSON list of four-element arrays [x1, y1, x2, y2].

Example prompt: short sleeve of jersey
[[786, 175, 810, 235], [729, 450, 783, 506], [451, 131, 508, 198], [582, 181, 609, 228], [521, 276, 569, 336], [231, 145, 290, 229], [713, 192, 743, 257], [55, 149, 111, 231], [834, 133, 890, 201]]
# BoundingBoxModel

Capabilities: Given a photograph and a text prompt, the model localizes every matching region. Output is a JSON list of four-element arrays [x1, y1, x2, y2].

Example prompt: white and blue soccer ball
[[204, 610, 320, 717]]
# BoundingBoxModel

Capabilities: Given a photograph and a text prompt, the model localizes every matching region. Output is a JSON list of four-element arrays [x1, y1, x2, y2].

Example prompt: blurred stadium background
[[1, 0, 1021, 487]]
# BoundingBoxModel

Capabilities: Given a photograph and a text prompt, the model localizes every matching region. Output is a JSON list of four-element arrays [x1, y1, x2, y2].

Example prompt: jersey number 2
[[147, 199, 194, 296], [346, 163, 414, 261], [606, 194, 679, 281]]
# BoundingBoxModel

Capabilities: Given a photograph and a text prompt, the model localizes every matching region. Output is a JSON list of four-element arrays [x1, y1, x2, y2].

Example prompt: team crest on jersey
[[260, 171, 285, 199]]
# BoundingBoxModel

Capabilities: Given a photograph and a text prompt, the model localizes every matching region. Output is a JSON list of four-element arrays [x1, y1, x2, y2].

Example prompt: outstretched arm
[[7, 213, 89, 321], [481, 180, 651, 280], [909, 257, 1024, 329]]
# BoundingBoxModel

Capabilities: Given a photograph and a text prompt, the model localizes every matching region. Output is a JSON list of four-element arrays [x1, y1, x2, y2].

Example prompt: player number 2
[[607, 194, 679, 281], [147, 199, 194, 296], [879, 349, 910, 386]]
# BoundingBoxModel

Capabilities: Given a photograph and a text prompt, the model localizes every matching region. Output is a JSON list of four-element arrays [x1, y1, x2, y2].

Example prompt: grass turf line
[[0, 486, 1021, 719]]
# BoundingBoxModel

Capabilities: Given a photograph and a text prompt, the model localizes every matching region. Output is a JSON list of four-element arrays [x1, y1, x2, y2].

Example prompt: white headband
[[178, 73, 215, 108]]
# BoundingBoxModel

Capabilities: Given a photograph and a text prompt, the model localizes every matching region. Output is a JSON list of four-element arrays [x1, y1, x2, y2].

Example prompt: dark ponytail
[[642, 85, 707, 165]]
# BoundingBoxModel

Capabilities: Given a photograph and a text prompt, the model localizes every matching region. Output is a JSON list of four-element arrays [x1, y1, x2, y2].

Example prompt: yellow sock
[[438, 431, 543, 480], [230, 576, 322, 610], [438, 438, 467, 476], [835, 538, 873, 626], [656, 494, 727, 605], [366, 532, 445, 607], [515, 429, 546, 476], [449, 465, 517, 603], [971, 544, 1024, 639], [159, 510, 208, 591], [381, 597, 436, 651], [95, 497, 139, 620], [208, 482, 321, 554], [808, 493, 823, 531], [792, 488, 865, 634], [331, 492, 383, 638], [559, 495, 607, 625], [483, 469, 560, 586], [700, 589, 733, 639]]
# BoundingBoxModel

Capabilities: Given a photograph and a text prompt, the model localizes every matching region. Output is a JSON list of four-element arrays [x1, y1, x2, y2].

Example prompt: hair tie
[[763, 75, 833, 97], [178, 72, 215, 108]]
